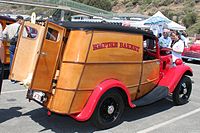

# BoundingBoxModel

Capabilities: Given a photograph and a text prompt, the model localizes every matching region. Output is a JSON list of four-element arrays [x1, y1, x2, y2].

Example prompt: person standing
[[0, 23, 2, 48], [159, 29, 172, 48], [181, 31, 189, 48], [0, 23, 3, 91], [170, 31, 185, 64], [3, 15, 24, 69]]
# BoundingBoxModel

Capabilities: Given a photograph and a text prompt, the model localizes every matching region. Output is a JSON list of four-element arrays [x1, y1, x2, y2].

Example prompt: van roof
[[0, 16, 16, 22], [59, 21, 156, 39]]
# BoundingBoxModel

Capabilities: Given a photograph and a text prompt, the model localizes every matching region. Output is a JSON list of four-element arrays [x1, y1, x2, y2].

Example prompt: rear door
[[30, 22, 66, 92], [10, 21, 45, 81]]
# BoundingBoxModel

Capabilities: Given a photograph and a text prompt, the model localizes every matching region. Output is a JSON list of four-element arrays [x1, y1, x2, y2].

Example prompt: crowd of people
[[157, 29, 189, 63]]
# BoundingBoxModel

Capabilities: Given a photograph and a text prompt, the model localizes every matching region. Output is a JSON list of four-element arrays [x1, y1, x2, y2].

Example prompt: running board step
[[132, 86, 169, 107]]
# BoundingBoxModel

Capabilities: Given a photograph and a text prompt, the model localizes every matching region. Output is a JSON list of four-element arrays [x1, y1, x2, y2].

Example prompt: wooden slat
[[56, 63, 84, 90], [63, 30, 92, 62], [49, 89, 75, 114], [69, 90, 92, 113]]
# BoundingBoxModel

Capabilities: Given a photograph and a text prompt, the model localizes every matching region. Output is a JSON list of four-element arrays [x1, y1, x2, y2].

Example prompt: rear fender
[[158, 64, 193, 93], [70, 79, 134, 121]]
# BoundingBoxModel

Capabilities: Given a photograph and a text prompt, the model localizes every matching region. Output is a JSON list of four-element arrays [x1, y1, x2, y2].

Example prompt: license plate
[[32, 91, 45, 103]]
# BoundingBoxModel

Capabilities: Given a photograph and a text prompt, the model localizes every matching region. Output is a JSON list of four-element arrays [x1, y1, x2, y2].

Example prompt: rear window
[[22, 26, 38, 39], [46, 28, 58, 41]]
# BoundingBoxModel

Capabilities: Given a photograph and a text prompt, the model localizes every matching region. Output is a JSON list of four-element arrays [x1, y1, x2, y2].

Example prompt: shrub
[[132, 0, 139, 5], [182, 12, 197, 28], [73, 0, 113, 11], [187, 22, 200, 36]]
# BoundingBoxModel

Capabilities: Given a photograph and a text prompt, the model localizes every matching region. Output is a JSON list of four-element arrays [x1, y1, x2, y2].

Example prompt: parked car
[[182, 44, 200, 61], [10, 21, 193, 129]]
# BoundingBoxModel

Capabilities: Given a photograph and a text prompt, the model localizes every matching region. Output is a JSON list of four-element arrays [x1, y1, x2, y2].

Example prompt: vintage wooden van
[[0, 16, 15, 92], [10, 21, 193, 129]]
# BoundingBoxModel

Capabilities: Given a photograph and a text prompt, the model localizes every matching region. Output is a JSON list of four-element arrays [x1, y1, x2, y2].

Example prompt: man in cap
[[3, 15, 24, 70], [159, 29, 172, 48]]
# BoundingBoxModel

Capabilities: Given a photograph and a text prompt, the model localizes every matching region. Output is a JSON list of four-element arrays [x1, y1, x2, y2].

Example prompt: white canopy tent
[[153, 11, 186, 31], [167, 21, 186, 31], [130, 11, 186, 31]]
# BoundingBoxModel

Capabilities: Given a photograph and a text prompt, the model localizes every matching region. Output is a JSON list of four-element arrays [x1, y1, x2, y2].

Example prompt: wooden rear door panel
[[10, 22, 45, 81], [30, 22, 66, 92]]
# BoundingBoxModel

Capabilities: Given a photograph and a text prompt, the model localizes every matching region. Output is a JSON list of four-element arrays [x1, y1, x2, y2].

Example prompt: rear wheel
[[91, 89, 125, 129], [172, 76, 192, 105]]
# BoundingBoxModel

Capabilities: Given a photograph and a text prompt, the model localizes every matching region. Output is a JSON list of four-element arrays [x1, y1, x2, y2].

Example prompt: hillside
[[0, 0, 200, 35], [112, 0, 200, 35]]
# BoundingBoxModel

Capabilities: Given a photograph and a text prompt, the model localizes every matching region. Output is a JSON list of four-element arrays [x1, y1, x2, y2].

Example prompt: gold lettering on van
[[92, 42, 140, 52], [93, 42, 118, 50], [119, 42, 140, 52]]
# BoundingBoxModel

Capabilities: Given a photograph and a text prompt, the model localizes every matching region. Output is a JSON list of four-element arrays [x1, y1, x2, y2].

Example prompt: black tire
[[172, 76, 192, 105], [91, 89, 125, 129]]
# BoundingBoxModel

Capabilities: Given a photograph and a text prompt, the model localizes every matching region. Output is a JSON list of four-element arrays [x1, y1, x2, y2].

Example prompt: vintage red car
[[10, 21, 193, 129], [182, 44, 200, 61]]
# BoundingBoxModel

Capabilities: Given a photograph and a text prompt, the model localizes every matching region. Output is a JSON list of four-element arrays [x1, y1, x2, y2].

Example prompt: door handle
[[156, 61, 160, 65], [40, 51, 47, 56]]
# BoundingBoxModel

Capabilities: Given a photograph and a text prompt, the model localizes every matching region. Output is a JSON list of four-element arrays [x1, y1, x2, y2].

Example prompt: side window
[[22, 26, 38, 39], [143, 38, 157, 60], [46, 28, 58, 41]]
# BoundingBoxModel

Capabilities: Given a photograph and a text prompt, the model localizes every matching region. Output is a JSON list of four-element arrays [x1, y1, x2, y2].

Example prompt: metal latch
[[40, 51, 47, 56]]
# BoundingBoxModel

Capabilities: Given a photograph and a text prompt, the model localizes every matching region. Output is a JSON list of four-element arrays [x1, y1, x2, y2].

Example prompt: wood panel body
[[79, 31, 143, 101], [49, 30, 92, 114], [11, 23, 160, 115], [53, 30, 144, 114], [136, 59, 160, 98]]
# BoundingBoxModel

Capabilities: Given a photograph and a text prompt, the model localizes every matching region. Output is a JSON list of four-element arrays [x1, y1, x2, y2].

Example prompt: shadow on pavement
[[23, 107, 98, 133], [122, 98, 174, 122], [22, 98, 174, 132], [184, 60, 200, 65], [0, 107, 22, 123]]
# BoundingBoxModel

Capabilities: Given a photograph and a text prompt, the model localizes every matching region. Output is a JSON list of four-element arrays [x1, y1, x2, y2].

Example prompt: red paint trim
[[158, 64, 193, 93], [156, 37, 160, 59], [70, 79, 135, 121]]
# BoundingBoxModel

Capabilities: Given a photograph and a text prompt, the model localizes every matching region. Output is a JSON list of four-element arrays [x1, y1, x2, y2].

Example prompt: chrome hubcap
[[182, 83, 187, 94], [107, 105, 115, 115], [183, 88, 187, 94], [179, 82, 188, 99]]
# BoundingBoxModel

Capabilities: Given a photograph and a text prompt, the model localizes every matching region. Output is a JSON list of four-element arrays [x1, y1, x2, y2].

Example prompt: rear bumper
[[26, 89, 47, 106]]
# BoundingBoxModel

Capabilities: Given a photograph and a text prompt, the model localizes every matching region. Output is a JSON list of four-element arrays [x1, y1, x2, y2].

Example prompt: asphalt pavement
[[0, 62, 200, 133]]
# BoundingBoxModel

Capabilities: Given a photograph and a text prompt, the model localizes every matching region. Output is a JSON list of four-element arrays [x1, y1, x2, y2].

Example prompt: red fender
[[158, 64, 193, 93], [70, 79, 135, 121]]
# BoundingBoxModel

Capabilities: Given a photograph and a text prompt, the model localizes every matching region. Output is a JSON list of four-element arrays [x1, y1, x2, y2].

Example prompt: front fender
[[70, 79, 134, 121], [158, 64, 193, 93]]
